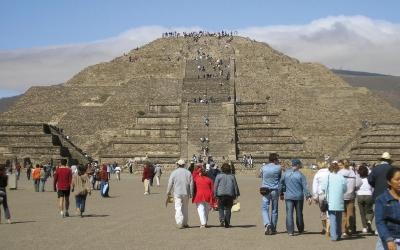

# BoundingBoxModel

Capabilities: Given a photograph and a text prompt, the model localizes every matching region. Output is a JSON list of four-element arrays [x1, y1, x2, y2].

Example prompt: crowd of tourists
[[162, 30, 237, 39], [0, 151, 399, 250]]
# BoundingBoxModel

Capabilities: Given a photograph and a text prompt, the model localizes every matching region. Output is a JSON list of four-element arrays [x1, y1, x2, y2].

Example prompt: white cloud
[[0, 16, 399, 97], [240, 16, 400, 75]]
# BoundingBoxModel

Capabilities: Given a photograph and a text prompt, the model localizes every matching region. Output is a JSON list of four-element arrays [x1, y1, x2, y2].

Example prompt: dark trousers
[[285, 199, 304, 234], [218, 196, 234, 226], [75, 194, 87, 213], [357, 195, 374, 228], [34, 179, 40, 192]]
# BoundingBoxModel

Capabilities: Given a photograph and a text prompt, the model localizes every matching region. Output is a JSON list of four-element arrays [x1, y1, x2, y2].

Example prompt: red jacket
[[192, 175, 214, 204], [53, 166, 72, 191], [142, 165, 151, 182]]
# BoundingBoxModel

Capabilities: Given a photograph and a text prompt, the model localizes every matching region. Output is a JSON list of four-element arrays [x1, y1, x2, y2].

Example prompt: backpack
[[33, 169, 41, 180]]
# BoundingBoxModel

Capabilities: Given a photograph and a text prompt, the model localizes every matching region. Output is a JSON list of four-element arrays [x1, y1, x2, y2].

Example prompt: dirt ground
[[0, 173, 377, 250]]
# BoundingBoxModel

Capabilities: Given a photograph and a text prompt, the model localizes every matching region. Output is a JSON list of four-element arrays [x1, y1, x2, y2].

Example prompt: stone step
[[359, 135, 400, 143], [0, 123, 46, 133], [238, 143, 304, 152], [100, 154, 180, 165], [239, 151, 315, 160], [358, 142, 400, 147], [125, 128, 180, 138], [237, 128, 293, 137], [148, 104, 181, 113], [237, 124, 291, 129], [372, 123, 400, 130], [0, 134, 54, 144], [351, 147, 400, 155], [10, 145, 62, 155], [112, 144, 180, 153], [238, 137, 301, 144], [136, 116, 180, 126], [236, 116, 279, 125]]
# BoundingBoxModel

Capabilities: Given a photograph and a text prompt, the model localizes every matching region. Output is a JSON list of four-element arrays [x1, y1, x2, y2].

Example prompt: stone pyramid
[[1, 35, 399, 166]]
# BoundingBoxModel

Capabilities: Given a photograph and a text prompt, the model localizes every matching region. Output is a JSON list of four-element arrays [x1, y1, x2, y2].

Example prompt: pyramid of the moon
[[1, 36, 400, 165]]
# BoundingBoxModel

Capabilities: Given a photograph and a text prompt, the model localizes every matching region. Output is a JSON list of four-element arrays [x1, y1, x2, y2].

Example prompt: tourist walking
[[322, 162, 347, 241], [356, 164, 374, 233], [312, 161, 330, 234], [166, 159, 194, 229], [142, 164, 152, 195], [356, 164, 374, 234], [32, 164, 41, 192], [192, 167, 214, 228], [375, 167, 400, 250], [71, 165, 91, 217], [338, 159, 361, 237], [53, 159, 72, 217], [15, 161, 21, 181], [259, 153, 282, 235], [39, 165, 48, 192], [368, 152, 393, 200], [154, 164, 162, 187], [0, 165, 11, 224], [100, 165, 109, 197], [115, 165, 121, 181], [214, 163, 240, 228], [280, 159, 312, 235], [26, 163, 32, 180]]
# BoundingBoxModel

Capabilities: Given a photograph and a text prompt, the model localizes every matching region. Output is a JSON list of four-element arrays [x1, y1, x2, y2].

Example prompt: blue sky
[[1, 0, 400, 98], [1, 0, 399, 50]]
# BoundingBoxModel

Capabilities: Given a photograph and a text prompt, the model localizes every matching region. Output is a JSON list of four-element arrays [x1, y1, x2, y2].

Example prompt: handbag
[[231, 200, 240, 212], [320, 174, 330, 211], [260, 187, 271, 196]]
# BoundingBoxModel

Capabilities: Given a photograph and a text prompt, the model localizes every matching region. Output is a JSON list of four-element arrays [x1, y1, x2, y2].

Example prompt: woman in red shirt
[[192, 167, 214, 228]]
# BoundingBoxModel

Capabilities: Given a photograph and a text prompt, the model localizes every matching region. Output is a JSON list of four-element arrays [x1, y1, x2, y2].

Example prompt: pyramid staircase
[[99, 104, 182, 165], [235, 102, 314, 164], [350, 123, 400, 164], [0, 122, 88, 165]]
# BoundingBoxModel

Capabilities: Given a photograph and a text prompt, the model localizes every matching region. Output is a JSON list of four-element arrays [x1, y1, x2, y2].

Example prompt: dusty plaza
[[0, 172, 378, 250]]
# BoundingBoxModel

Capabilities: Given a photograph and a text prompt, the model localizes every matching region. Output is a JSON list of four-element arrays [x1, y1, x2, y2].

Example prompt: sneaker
[[200, 225, 206, 229], [144, 192, 149, 195], [342, 233, 348, 238], [6, 219, 12, 224], [321, 229, 326, 235], [60, 211, 64, 218], [265, 224, 272, 235], [64, 211, 69, 217], [183, 224, 189, 228], [362, 228, 368, 233], [288, 233, 294, 236], [220, 220, 225, 227], [176, 224, 184, 229]]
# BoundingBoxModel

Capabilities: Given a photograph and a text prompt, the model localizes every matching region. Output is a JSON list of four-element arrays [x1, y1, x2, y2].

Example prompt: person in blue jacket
[[280, 159, 312, 235], [375, 167, 400, 250], [322, 162, 347, 241]]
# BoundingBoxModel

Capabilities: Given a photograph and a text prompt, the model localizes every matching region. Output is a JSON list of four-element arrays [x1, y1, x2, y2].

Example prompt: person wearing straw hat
[[166, 159, 194, 229], [368, 152, 394, 200]]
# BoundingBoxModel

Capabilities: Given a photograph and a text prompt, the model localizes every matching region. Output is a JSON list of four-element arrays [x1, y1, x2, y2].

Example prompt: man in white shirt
[[312, 163, 330, 234], [166, 160, 193, 229]]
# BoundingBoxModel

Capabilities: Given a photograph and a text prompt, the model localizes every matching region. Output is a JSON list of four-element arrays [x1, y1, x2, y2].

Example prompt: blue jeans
[[39, 179, 46, 192], [262, 190, 279, 231], [100, 181, 109, 197], [0, 189, 11, 220], [328, 211, 343, 241], [285, 199, 304, 234], [75, 194, 87, 213]]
